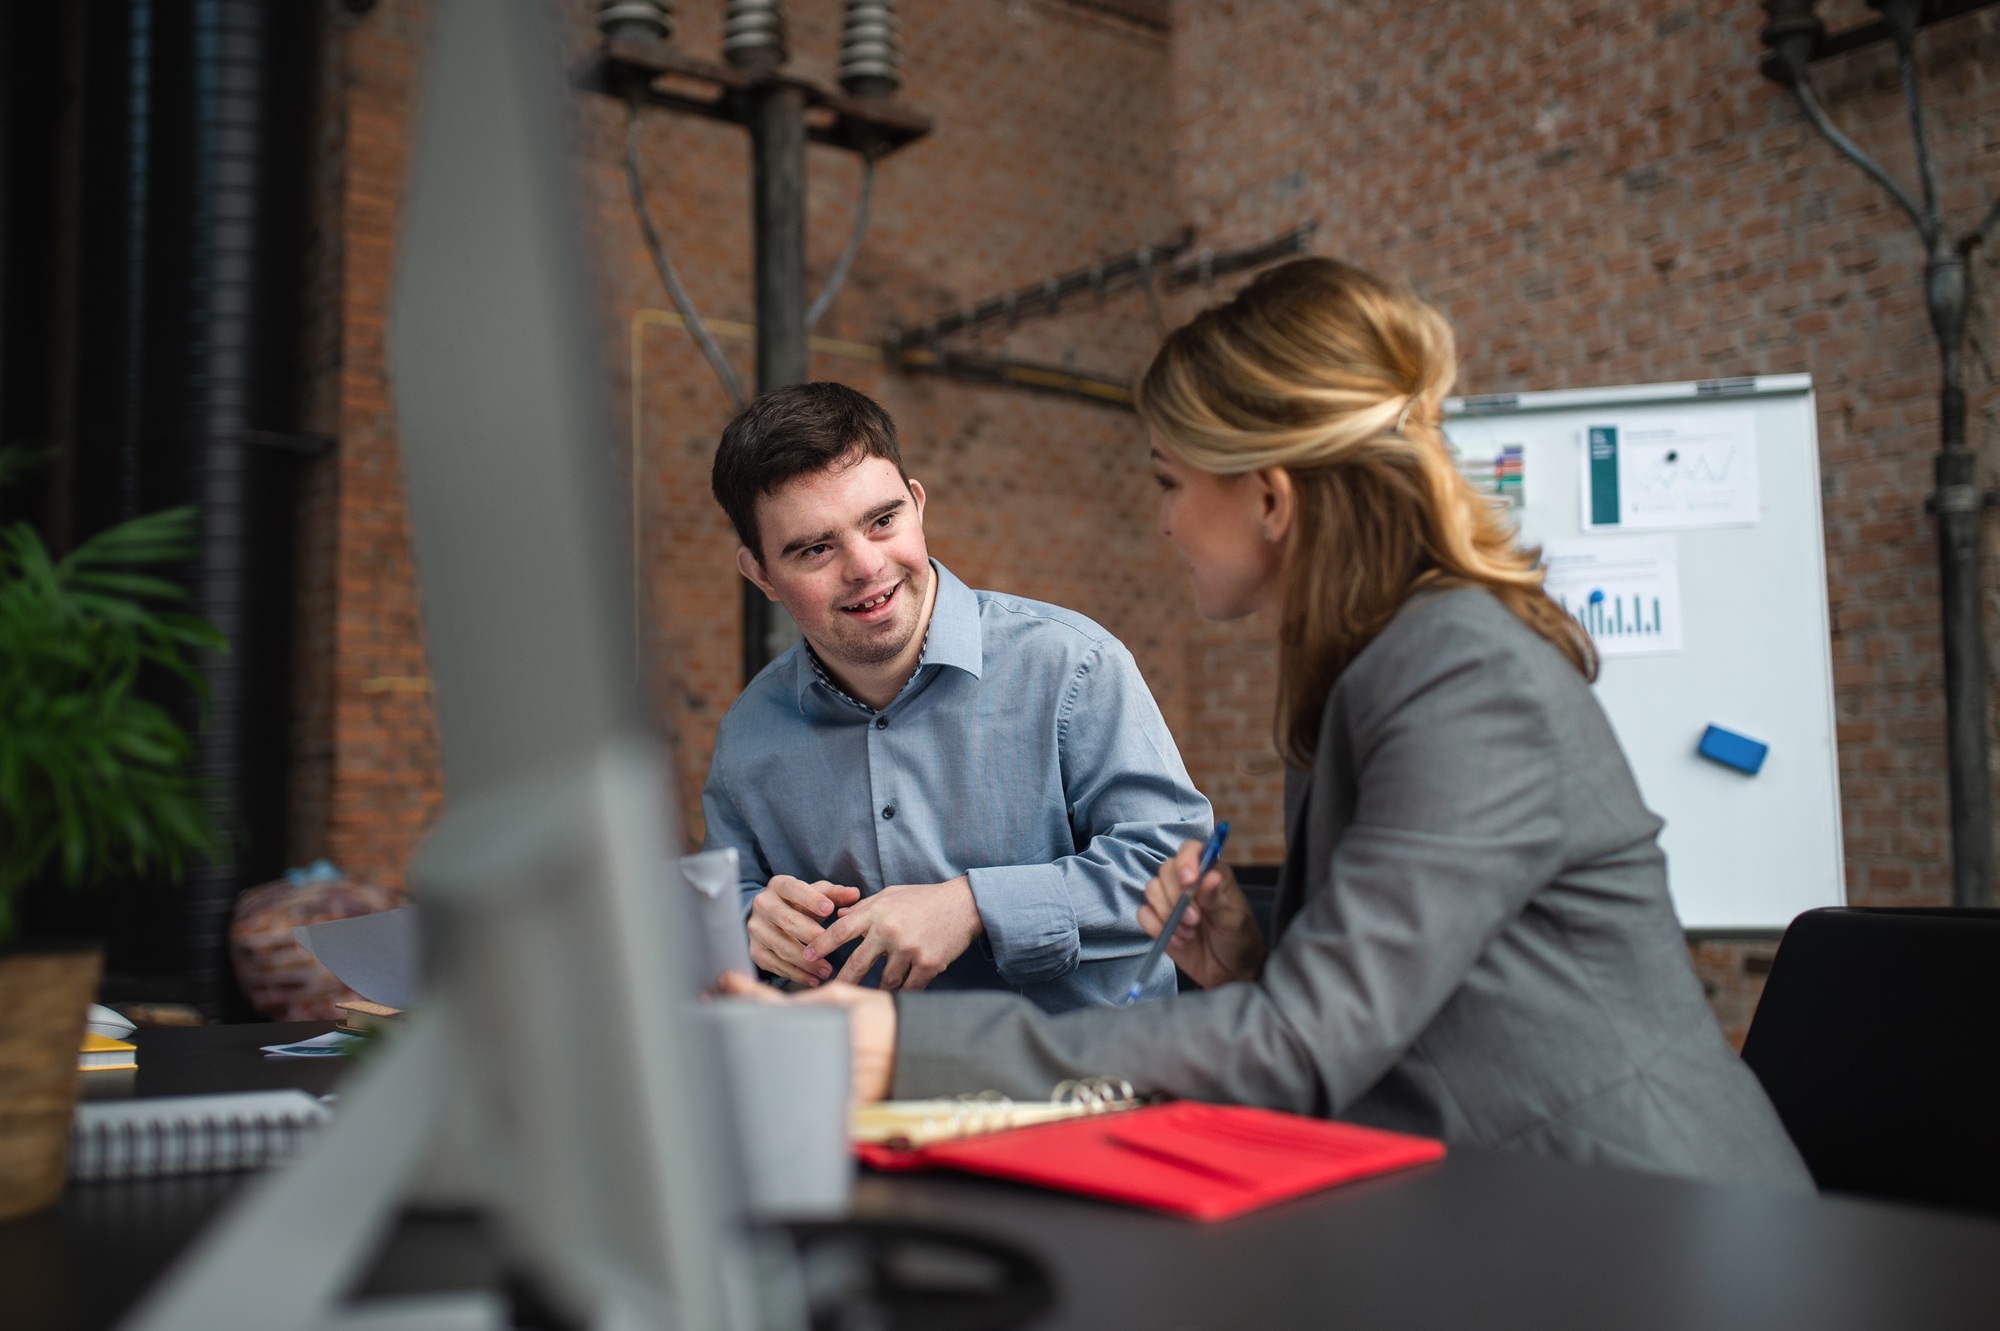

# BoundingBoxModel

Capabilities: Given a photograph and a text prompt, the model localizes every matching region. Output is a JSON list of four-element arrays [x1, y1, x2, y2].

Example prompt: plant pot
[[0, 948, 101, 1220]]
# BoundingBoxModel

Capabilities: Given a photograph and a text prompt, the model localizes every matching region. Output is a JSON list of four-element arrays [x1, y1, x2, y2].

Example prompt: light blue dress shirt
[[702, 560, 1212, 1011]]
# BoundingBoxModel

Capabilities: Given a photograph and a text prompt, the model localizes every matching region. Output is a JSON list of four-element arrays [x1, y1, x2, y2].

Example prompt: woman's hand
[[1139, 839, 1267, 989], [715, 971, 897, 1104]]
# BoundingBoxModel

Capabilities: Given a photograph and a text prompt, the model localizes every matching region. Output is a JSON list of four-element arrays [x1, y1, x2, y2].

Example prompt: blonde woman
[[724, 258, 1810, 1189]]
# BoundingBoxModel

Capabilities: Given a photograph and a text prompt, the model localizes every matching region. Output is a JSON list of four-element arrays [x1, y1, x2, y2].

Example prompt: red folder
[[857, 1101, 1445, 1221]]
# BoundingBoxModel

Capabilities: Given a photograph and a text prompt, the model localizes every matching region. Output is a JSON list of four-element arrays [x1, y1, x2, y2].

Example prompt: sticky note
[[1698, 725, 1768, 775]]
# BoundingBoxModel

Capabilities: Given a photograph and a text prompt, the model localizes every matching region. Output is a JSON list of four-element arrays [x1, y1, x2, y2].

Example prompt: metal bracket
[[895, 347, 1135, 410], [887, 222, 1316, 357], [240, 429, 337, 458], [573, 39, 933, 155], [1922, 485, 2000, 515], [1759, 0, 2000, 84]]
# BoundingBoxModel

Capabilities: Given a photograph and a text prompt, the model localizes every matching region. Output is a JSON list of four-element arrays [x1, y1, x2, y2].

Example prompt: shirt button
[[882, 805, 895, 820], [874, 716, 888, 730]]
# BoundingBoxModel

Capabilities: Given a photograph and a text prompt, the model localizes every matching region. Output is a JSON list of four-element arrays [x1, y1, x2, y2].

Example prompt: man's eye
[[873, 513, 895, 529], [800, 545, 829, 559]]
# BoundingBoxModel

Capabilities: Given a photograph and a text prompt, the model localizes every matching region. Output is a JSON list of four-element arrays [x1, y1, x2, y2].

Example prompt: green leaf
[[0, 507, 228, 923]]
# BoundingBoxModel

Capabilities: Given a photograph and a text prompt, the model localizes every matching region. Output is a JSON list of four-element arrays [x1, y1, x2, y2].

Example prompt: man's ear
[[736, 545, 779, 599], [907, 477, 926, 522]]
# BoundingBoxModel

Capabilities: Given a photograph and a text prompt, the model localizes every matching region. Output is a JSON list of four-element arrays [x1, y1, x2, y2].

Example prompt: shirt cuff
[[966, 864, 1079, 985]]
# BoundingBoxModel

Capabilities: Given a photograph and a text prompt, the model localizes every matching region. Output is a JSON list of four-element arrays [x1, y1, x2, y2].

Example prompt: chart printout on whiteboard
[[1541, 537, 1683, 658], [1580, 413, 1759, 531]]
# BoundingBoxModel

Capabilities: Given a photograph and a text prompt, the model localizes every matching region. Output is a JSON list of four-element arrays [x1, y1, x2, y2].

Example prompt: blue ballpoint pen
[[1123, 821, 1230, 1004]]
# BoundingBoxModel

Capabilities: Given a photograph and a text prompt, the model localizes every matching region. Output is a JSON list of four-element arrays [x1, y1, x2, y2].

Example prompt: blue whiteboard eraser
[[1698, 725, 1768, 775]]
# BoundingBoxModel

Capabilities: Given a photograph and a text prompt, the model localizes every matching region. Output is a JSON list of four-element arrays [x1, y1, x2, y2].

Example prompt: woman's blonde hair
[[1137, 257, 1594, 768]]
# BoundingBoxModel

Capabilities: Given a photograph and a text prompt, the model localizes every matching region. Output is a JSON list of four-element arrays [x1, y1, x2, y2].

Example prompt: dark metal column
[[750, 86, 807, 393], [182, 0, 267, 1012], [741, 81, 808, 679], [163, 0, 314, 1011], [1760, 0, 1999, 907], [1928, 242, 1991, 908], [593, 0, 930, 683]]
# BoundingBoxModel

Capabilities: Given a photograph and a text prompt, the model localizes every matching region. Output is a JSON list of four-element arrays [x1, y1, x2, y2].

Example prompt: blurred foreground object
[[0, 948, 100, 1219], [229, 862, 403, 1021], [119, 0, 777, 1324], [113, 1002, 210, 1028], [0, 451, 224, 947]]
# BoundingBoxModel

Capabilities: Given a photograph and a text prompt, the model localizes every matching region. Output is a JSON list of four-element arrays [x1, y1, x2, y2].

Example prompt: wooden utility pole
[[583, 0, 930, 682]]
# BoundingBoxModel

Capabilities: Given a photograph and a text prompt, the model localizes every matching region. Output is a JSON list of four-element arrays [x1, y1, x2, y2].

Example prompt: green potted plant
[[0, 447, 225, 1218]]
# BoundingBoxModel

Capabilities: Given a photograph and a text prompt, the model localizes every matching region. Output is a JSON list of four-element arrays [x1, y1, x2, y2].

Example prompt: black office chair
[[1740, 907, 2000, 1214]]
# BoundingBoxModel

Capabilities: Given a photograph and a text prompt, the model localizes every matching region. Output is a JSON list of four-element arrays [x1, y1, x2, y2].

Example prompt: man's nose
[[839, 537, 888, 584]]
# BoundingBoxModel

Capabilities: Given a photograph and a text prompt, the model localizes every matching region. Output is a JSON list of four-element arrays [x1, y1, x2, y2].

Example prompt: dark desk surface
[[8, 1024, 2000, 1331]]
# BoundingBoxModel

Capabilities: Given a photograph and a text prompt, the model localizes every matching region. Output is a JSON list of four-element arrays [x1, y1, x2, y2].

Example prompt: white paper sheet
[[260, 1031, 362, 1059], [1542, 537, 1683, 658], [681, 848, 756, 983], [1580, 413, 1758, 530], [292, 907, 422, 1011]]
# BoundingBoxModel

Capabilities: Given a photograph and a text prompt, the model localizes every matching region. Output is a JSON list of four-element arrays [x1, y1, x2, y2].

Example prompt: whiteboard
[[1443, 375, 1843, 931]]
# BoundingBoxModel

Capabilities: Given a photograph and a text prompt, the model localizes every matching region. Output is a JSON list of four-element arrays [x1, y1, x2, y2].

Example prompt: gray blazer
[[892, 587, 1812, 1190]]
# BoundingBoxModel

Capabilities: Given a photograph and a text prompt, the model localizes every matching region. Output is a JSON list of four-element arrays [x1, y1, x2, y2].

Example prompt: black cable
[[624, 98, 747, 411], [806, 150, 875, 332]]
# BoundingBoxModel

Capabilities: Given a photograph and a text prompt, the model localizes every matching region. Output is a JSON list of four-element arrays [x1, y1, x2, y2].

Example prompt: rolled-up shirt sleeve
[[969, 641, 1212, 986]]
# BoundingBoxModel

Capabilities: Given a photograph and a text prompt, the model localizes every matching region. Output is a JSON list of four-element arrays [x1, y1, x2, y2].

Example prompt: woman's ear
[[1258, 467, 1296, 543]]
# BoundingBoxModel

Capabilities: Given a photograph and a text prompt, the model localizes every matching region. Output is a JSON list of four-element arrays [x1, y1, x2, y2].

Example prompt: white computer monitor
[[120, 0, 768, 1325]]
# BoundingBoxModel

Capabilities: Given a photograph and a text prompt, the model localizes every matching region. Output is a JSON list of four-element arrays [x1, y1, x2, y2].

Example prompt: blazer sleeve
[[891, 600, 1570, 1112]]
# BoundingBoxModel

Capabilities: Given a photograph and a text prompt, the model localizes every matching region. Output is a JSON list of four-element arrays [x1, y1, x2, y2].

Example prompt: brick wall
[[589, 0, 1189, 849], [1166, 0, 2000, 1039], [293, 0, 1196, 881], [295, 0, 1997, 1045], [292, 0, 443, 890]]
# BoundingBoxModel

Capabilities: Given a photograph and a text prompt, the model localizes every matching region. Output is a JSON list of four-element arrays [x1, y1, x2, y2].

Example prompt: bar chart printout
[[1540, 537, 1683, 658]]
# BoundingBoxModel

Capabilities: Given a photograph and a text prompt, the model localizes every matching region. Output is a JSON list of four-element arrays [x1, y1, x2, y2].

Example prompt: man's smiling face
[[740, 452, 932, 672]]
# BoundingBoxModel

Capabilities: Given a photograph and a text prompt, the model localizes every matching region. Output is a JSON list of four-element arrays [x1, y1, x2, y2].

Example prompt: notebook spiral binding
[[853, 1077, 1143, 1148], [69, 1107, 324, 1182], [1050, 1077, 1137, 1110]]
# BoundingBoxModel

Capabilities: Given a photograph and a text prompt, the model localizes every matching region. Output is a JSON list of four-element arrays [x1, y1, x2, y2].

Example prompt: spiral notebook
[[68, 1090, 332, 1182]]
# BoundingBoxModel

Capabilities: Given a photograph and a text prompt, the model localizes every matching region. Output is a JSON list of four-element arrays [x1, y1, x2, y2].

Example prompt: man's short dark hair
[[711, 382, 908, 561]]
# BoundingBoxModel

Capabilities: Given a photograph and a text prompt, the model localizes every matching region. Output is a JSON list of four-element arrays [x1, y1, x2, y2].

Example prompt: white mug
[[703, 1000, 853, 1219]]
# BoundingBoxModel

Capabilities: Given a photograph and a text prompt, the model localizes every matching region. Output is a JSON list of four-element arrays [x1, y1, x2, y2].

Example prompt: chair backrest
[[1740, 907, 2000, 1214]]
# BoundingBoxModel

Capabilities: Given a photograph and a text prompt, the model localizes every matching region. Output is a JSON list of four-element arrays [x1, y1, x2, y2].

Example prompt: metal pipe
[[169, 0, 315, 1010], [1889, 0, 1989, 910], [117, 1, 154, 525], [183, 0, 268, 1012], [623, 98, 746, 410], [751, 84, 808, 391], [742, 75, 808, 678], [1763, 0, 1994, 906], [1927, 235, 1988, 909], [805, 152, 874, 332]]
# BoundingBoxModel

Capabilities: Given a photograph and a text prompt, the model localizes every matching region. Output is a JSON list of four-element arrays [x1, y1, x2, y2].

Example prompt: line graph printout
[[1580, 413, 1758, 531], [1541, 537, 1683, 658]]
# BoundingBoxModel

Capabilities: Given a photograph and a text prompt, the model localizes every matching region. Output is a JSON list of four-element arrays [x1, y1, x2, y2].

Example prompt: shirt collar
[[920, 560, 984, 679], [791, 559, 984, 714]]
